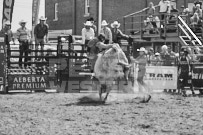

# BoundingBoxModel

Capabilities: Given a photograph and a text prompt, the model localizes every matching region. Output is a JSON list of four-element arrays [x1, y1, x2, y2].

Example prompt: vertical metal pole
[[131, 16, 134, 33], [123, 17, 126, 34], [98, 0, 102, 36], [73, 0, 77, 35]]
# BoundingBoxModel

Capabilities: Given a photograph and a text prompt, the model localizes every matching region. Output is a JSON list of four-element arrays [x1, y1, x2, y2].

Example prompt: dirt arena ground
[[0, 92, 203, 135]]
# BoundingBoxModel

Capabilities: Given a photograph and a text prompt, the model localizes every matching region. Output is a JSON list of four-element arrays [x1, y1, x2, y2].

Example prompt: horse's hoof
[[124, 82, 128, 85], [145, 95, 151, 103]]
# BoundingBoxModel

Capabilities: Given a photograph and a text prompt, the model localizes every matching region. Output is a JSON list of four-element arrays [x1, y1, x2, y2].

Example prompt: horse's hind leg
[[124, 68, 130, 85], [104, 91, 110, 102], [104, 85, 111, 102], [99, 86, 102, 101]]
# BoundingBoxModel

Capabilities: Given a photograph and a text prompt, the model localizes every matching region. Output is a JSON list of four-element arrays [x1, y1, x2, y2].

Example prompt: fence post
[[0, 32, 7, 93]]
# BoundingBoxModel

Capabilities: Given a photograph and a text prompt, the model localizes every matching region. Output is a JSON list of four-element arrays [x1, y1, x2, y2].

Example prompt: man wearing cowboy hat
[[82, 21, 95, 53], [16, 19, 31, 68], [130, 47, 151, 102], [100, 20, 112, 44], [87, 17, 97, 34], [111, 21, 129, 45], [2, 20, 14, 68], [34, 16, 49, 61], [178, 47, 194, 96]]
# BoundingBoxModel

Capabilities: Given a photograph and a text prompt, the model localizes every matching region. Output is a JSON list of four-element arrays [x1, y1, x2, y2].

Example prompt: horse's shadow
[[63, 96, 110, 106]]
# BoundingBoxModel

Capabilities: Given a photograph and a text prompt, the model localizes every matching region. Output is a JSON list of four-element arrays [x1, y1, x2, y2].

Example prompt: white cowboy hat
[[111, 21, 120, 28], [4, 20, 11, 25], [196, 4, 201, 7], [155, 52, 160, 56], [161, 45, 168, 50], [101, 20, 108, 26], [84, 21, 92, 26], [39, 16, 47, 21], [137, 47, 146, 52], [19, 20, 27, 25]]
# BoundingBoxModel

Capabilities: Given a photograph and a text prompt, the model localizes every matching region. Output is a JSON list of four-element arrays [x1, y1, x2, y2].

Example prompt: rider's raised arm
[[117, 29, 129, 40]]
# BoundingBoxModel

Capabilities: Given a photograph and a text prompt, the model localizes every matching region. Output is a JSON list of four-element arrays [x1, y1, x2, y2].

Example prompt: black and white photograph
[[0, 0, 203, 134]]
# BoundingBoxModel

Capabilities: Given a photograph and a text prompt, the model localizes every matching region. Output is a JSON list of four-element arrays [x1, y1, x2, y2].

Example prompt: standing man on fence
[[2, 21, 14, 68], [111, 21, 129, 45], [82, 21, 95, 53], [16, 20, 31, 68], [34, 16, 49, 61]]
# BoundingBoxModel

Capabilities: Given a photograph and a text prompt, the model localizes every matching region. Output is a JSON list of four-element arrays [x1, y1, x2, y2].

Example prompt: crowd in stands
[[143, 0, 203, 35], [146, 44, 203, 66]]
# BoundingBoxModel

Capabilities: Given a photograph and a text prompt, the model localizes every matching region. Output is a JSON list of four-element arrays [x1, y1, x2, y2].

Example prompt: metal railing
[[178, 15, 202, 46]]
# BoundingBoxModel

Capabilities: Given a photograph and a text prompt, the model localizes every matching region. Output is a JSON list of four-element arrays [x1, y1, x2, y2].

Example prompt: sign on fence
[[144, 66, 178, 90], [8, 75, 50, 90], [192, 64, 203, 88]]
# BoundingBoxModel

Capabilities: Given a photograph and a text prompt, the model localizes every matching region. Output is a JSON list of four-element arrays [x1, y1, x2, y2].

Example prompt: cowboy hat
[[39, 16, 47, 21], [4, 20, 11, 25], [19, 20, 27, 25], [101, 20, 108, 26], [155, 52, 160, 56], [111, 21, 120, 28], [84, 21, 92, 26], [137, 47, 146, 52]]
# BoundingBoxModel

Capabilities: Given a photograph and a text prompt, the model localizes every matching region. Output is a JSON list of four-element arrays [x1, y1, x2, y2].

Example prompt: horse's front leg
[[124, 67, 130, 85], [103, 82, 113, 102], [104, 91, 110, 102], [99, 85, 103, 101]]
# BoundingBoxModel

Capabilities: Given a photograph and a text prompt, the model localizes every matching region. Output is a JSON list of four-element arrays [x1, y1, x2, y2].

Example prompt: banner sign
[[32, 0, 40, 26], [8, 75, 50, 90], [2, 0, 15, 29], [192, 64, 203, 87], [144, 66, 178, 90]]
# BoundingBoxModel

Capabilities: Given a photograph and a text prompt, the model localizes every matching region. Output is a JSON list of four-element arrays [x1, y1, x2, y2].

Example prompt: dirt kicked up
[[0, 93, 203, 135]]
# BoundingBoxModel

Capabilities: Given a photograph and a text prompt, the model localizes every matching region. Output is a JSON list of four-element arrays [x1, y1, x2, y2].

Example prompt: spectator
[[193, 46, 201, 62], [111, 21, 129, 45], [144, 16, 159, 34], [154, 52, 162, 66], [147, 48, 155, 66], [147, 2, 155, 16], [82, 21, 95, 53], [190, 13, 201, 26], [130, 47, 151, 101], [194, 4, 202, 18], [170, 4, 179, 13], [193, 0, 202, 13], [158, 0, 170, 20], [16, 20, 31, 68], [180, 5, 185, 14], [2, 21, 14, 68], [34, 16, 49, 62], [160, 45, 171, 66], [168, 46, 176, 65], [178, 48, 194, 96], [183, 8, 190, 16], [169, 5, 179, 24], [100, 20, 112, 44], [168, 46, 176, 57], [88, 17, 97, 34]]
